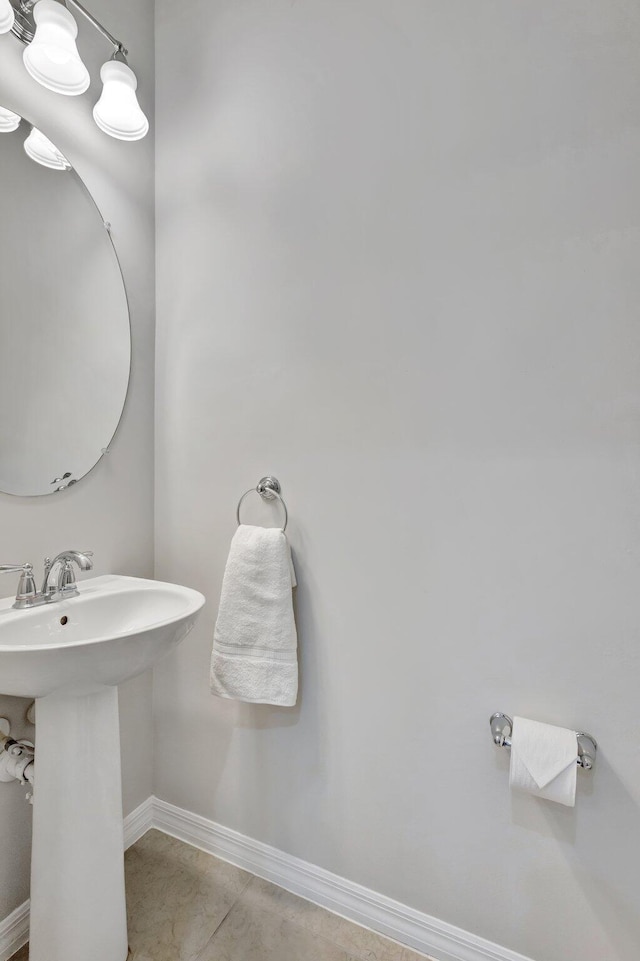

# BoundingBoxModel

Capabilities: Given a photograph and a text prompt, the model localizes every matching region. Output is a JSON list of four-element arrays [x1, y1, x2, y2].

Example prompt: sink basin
[[0, 573, 205, 961], [0, 574, 205, 697]]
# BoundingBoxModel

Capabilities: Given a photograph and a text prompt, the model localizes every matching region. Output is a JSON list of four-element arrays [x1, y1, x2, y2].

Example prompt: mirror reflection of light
[[0, 0, 14, 34], [0, 106, 21, 133], [93, 60, 149, 142], [23, 0, 90, 96], [24, 127, 72, 171]]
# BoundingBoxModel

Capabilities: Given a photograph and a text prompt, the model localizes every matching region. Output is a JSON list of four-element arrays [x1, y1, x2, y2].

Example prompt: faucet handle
[[60, 559, 78, 592], [18, 568, 37, 607], [0, 564, 38, 609], [58, 551, 94, 596]]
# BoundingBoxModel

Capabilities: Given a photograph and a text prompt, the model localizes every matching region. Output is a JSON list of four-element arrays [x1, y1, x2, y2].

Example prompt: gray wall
[[154, 3, 640, 961], [0, 0, 155, 920]]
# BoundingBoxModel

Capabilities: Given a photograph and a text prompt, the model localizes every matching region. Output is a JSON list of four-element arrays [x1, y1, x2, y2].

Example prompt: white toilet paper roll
[[509, 717, 578, 807]]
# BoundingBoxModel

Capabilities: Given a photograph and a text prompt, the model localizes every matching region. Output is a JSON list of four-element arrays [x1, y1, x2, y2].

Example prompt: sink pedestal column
[[30, 688, 128, 961]]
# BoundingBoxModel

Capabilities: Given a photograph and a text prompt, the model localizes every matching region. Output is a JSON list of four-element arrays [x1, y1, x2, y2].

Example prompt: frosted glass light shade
[[0, 0, 15, 34], [93, 60, 148, 141], [23, 0, 90, 96], [0, 106, 21, 133], [24, 126, 71, 170]]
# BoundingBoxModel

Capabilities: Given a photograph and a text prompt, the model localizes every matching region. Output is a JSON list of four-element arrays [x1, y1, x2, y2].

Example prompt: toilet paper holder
[[489, 713, 597, 771]]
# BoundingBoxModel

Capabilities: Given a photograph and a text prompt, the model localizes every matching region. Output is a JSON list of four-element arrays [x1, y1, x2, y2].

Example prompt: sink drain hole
[[60, 616, 68, 626]]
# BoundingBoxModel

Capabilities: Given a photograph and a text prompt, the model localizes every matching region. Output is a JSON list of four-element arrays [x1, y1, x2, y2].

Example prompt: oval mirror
[[0, 107, 131, 496]]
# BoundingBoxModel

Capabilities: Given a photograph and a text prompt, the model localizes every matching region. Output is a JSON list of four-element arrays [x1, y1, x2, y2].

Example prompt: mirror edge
[[0, 100, 133, 498]]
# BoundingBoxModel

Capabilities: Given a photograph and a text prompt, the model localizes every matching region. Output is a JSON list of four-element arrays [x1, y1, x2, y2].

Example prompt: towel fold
[[210, 524, 298, 706], [509, 717, 578, 807]]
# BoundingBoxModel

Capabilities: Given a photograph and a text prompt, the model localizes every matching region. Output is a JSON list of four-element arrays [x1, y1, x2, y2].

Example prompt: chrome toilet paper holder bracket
[[489, 713, 597, 771]]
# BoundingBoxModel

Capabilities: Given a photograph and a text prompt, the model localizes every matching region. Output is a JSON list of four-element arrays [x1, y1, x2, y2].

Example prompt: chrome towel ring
[[236, 476, 288, 532]]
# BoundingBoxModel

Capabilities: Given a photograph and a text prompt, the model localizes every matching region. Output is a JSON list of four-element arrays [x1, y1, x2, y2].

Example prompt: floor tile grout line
[[199, 871, 400, 961], [246, 877, 427, 961], [191, 865, 425, 961], [192, 874, 362, 961], [191, 873, 256, 961]]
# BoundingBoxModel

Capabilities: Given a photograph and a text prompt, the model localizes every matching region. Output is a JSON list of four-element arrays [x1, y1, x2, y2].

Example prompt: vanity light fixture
[[23, 124, 71, 169], [0, 0, 14, 34], [23, 0, 90, 96], [6, 0, 149, 140], [93, 58, 148, 141], [0, 105, 21, 131]]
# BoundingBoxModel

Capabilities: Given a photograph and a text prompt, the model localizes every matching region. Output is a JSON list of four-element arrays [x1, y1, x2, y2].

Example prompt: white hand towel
[[210, 524, 298, 706], [509, 717, 578, 807]]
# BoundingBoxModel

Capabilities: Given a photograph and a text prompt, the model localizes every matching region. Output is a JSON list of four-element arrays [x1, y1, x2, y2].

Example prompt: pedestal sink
[[0, 574, 205, 961]]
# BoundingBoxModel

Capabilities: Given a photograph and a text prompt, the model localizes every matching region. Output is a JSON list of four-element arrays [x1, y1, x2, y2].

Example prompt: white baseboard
[[0, 901, 29, 961], [0, 796, 155, 961], [152, 797, 535, 961], [124, 794, 155, 849], [0, 796, 534, 961]]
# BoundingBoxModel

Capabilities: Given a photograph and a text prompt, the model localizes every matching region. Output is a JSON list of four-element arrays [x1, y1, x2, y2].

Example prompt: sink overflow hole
[[60, 616, 68, 626]]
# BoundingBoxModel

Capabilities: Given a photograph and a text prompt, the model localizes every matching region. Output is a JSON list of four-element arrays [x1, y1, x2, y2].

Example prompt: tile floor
[[10, 829, 431, 961]]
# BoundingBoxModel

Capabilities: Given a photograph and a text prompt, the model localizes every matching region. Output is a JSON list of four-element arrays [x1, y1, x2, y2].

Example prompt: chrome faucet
[[42, 551, 94, 600], [1, 551, 93, 609]]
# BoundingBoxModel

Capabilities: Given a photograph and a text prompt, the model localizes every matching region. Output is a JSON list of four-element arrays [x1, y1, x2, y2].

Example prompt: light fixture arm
[[63, 0, 127, 58]]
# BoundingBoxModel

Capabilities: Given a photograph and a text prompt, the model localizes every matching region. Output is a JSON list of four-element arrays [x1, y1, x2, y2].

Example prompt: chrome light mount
[[9, 0, 127, 58], [9, 0, 37, 44]]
